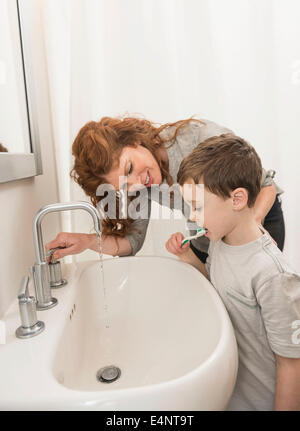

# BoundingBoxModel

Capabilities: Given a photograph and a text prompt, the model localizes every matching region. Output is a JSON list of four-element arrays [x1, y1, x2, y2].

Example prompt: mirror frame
[[0, 0, 42, 183]]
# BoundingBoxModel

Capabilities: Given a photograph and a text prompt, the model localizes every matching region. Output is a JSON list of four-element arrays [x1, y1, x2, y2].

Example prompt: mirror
[[0, 0, 42, 183]]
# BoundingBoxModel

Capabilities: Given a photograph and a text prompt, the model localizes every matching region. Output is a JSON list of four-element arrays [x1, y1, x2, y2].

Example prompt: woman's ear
[[231, 188, 248, 210]]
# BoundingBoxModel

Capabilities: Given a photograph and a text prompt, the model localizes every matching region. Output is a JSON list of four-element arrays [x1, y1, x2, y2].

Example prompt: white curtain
[[41, 0, 300, 270]]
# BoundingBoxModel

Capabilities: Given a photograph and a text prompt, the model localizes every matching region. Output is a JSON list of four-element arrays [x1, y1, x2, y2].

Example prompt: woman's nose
[[128, 173, 143, 192], [189, 210, 196, 222]]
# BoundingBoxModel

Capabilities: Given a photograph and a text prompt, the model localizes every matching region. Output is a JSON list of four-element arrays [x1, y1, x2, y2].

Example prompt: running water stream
[[96, 231, 121, 382], [97, 232, 110, 330]]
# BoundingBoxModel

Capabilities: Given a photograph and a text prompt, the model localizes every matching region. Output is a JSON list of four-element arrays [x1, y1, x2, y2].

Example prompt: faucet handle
[[46, 246, 65, 263], [46, 248, 68, 289], [18, 275, 30, 300], [15, 275, 45, 339], [31, 263, 58, 310]]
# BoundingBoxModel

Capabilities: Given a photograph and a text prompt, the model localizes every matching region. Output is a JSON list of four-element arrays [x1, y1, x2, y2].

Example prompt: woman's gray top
[[125, 119, 283, 255]]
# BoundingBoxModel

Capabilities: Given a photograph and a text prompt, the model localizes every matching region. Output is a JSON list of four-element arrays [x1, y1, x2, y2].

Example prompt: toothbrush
[[181, 227, 207, 247]]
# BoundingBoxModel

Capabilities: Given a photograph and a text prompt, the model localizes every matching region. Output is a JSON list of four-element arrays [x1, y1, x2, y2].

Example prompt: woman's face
[[104, 145, 162, 191]]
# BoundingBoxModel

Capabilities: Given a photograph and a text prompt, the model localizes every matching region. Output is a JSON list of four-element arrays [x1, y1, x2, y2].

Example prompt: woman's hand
[[165, 232, 190, 256], [254, 184, 276, 224], [257, 222, 278, 247], [45, 232, 94, 261]]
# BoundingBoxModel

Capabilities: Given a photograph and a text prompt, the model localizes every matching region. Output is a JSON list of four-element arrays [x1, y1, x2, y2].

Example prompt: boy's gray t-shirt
[[205, 233, 300, 411], [126, 120, 283, 255]]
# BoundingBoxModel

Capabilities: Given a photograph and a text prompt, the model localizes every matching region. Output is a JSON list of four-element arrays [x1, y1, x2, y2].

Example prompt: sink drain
[[96, 366, 121, 383]]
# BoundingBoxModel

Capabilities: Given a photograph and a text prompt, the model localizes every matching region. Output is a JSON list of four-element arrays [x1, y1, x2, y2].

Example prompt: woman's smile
[[144, 170, 154, 187]]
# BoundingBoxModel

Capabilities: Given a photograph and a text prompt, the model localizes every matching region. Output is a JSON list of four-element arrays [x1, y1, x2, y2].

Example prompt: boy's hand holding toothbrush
[[165, 228, 209, 278], [165, 232, 190, 257], [165, 227, 207, 257]]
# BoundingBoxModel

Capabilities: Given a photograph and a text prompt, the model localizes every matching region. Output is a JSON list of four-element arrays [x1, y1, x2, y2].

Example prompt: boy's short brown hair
[[177, 134, 262, 207]]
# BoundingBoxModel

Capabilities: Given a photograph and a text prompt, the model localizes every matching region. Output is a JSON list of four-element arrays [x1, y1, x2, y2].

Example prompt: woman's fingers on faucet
[[45, 232, 68, 250], [52, 245, 78, 260], [45, 232, 89, 260]]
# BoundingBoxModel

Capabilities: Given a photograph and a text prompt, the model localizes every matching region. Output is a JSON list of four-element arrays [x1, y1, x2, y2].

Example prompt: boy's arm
[[256, 272, 300, 410], [165, 232, 209, 279], [274, 354, 300, 410], [178, 248, 209, 279]]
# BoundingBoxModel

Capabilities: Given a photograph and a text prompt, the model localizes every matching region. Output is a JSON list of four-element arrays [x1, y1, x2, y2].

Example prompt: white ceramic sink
[[0, 256, 238, 410]]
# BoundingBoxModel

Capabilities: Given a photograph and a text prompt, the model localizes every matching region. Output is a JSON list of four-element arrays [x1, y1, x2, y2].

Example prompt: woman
[[46, 116, 285, 262]]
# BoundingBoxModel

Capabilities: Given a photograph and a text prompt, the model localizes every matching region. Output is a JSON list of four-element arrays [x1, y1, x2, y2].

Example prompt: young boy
[[166, 134, 300, 411]]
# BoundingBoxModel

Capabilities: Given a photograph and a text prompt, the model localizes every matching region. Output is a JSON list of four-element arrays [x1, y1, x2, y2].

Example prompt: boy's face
[[181, 178, 238, 242]]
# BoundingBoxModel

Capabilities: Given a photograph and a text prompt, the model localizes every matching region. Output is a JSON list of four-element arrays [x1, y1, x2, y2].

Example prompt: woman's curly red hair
[[70, 116, 203, 237]]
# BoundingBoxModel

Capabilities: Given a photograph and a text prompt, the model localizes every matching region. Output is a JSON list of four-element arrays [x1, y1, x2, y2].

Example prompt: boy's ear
[[231, 188, 248, 210]]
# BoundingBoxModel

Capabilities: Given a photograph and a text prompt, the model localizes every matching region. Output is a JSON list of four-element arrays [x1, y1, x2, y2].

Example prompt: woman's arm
[[254, 183, 276, 223], [45, 214, 151, 260], [274, 354, 300, 410], [45, 232, 132, 260], [89, 233, 132, 256]]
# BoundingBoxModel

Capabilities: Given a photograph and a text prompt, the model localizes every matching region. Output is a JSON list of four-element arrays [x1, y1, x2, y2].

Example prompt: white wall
[[58, 0, 298, 271], [0, 0, 60, 318], [2, 0, 298, 283], [46, 0, 298, 271]]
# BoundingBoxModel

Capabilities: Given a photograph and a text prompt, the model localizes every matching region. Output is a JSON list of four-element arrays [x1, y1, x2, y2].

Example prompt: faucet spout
[[32, 201, 101, 309], [33, 201, 101, 264]]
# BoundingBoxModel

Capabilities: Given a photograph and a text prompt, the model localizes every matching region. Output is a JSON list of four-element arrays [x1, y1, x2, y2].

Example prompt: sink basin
[[0, 256, 238, 410]]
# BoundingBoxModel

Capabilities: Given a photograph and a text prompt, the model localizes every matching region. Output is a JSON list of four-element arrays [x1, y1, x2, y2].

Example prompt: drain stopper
[[96, 366, 121, 383]]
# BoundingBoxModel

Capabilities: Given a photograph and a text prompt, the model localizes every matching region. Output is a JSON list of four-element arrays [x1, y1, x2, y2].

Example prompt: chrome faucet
[[32, 201, 101, 310], [15, 275, 45, 339]]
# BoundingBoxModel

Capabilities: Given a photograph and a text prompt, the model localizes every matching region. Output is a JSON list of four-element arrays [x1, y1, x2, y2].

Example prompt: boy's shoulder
[[251, 235, 299, 286], [209, 233, 299, 287]]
